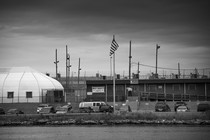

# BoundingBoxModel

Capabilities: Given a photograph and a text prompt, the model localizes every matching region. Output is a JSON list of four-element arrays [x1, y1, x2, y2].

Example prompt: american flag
[[110, 37, 119, 56], [156, 44, 160, 49]]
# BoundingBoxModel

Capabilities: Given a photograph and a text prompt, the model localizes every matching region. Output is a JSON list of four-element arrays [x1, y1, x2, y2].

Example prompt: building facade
[[0, 67, 64, 103], [86, 78, 210, 102]]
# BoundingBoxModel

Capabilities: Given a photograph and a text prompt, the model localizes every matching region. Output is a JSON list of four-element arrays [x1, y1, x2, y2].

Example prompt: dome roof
[[0, 67, 64, 103]]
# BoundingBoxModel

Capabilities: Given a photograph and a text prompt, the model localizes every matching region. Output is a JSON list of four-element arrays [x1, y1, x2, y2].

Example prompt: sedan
[[39, 106, 55, 114], [99, 104, 113, 113], [155, 102, 171, 112], [37, 104, 52, 114], [7, 109, 24, 115], [197, 103, 210, 112], [56, 105, 72, 114], [0, 107, 5, 115], [174, 101, 187, 112], [176, 105, 190, 112]]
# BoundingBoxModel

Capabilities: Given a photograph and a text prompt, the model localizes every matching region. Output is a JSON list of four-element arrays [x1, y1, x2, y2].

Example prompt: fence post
[[173, 94, 174, 102], [156, 92, 157, 101]]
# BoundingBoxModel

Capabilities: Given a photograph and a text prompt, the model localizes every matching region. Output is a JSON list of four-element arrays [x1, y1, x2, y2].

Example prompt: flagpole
[[113, 52, 116, 113], [110, 56, 112, 80], [110, 35, 119, 113]]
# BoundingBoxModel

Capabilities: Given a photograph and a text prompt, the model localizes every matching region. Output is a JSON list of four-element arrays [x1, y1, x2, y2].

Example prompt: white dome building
[[0, 67, 64, 103]]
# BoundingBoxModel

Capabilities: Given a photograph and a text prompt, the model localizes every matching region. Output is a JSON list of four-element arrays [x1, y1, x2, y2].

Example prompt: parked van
[[79, 101, 108, 112]]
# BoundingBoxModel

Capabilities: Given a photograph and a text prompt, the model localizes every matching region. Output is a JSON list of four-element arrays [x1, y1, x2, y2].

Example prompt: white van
[[79, 101, 106, 112]]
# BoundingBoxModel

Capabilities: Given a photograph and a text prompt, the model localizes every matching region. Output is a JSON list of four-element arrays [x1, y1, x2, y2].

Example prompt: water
[[0, 126, 210, 140]]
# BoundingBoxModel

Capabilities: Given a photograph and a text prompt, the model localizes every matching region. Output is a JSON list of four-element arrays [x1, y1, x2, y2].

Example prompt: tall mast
[[66, 45, 68, 88], [54, 49, 59, 80], [129, 40, 132, 79], [78, 58, 81, 85], [155, 44, 160, 78], [137, 61, 140, 79]]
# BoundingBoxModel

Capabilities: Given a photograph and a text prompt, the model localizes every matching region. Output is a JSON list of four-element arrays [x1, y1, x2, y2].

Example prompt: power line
[[131, 62, 210, 71]]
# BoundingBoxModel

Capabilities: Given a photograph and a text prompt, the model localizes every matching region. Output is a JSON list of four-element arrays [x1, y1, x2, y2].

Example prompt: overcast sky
[[0, 0, 209, 77]]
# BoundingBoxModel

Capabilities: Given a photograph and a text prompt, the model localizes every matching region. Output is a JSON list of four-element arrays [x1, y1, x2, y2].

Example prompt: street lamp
[[155, 44, 160, 78]]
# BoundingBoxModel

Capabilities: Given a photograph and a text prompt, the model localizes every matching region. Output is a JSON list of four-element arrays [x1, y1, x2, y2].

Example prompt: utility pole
[[137, 61, 140, 79], [54, 49, 59, 80], [66, 45, 71, 89], [129, 40, 132, 79], [155, 44, 160, 78], [178, 63, 180, 79], [78, 58, 81, 85], [66, 46, 68, 88]]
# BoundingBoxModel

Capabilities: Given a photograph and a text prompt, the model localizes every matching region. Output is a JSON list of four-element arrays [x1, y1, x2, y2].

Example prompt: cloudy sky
[[0, 0, 209, 77]]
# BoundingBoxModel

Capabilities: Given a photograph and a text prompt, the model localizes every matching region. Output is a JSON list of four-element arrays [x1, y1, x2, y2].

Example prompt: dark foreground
[[1, 126, 210, 140]]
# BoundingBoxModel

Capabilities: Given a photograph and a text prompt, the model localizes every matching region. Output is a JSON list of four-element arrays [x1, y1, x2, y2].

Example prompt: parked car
[[99, 103, 113, 113], [7, 109, 24, 115], [197, 103, 210, 112], [79, 101, 107, 112], [155, 102, 171, 112], [56, 105, 72, 114], [39, 106, 55, 114], [79, 107, 93, 113], [0, 107, 5, 115], [37, 104, 52, 113], [174, 101, 187, 112], [56, 104, 72, 111], [176, 105, 190, 112], [55, 105, 62, 112]]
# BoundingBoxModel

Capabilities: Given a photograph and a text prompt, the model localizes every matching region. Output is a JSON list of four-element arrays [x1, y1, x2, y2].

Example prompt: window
[[188, 84, 196, 90], [158, 85, 163, 89], [26, 91, 32, 98], [7, 92, 14, 98], [149, 85, 156, 91], [172, 84, 181, 91]]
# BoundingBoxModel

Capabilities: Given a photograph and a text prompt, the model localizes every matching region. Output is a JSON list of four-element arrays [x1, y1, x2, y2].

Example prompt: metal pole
[[105, 84, 107, 103], [54, 49, 59, 80], [68, 52, 71, 86], [113, 53, 116, 113], [66, 45, 68, 89], [155, 45, 158, 74], [129, 41, 132, 79], [56, 49, 58, 79], [78, 58, 81, 85], [178, 63, 180, 78], [137, 61, 140, 79], [155, 44, 160, 77], [110, 56, 112, 80], [205, 83, 207, 101]]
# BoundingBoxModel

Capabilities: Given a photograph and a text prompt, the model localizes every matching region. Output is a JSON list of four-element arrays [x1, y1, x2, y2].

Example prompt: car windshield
[[40, 107, 51, 112], [102, 102, 107, 105], [8, 109, 17, 111], [156, 103, 166, 106], [38, 104, 48, 107], [158, 104, 166, 106], [157, 102, 165, 105], [62, 105, 71, 108], [57, 107, 68, 111], [199, 104, 209, 107], [176, 102, 186, 105], [178, 106, 187, 109]]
